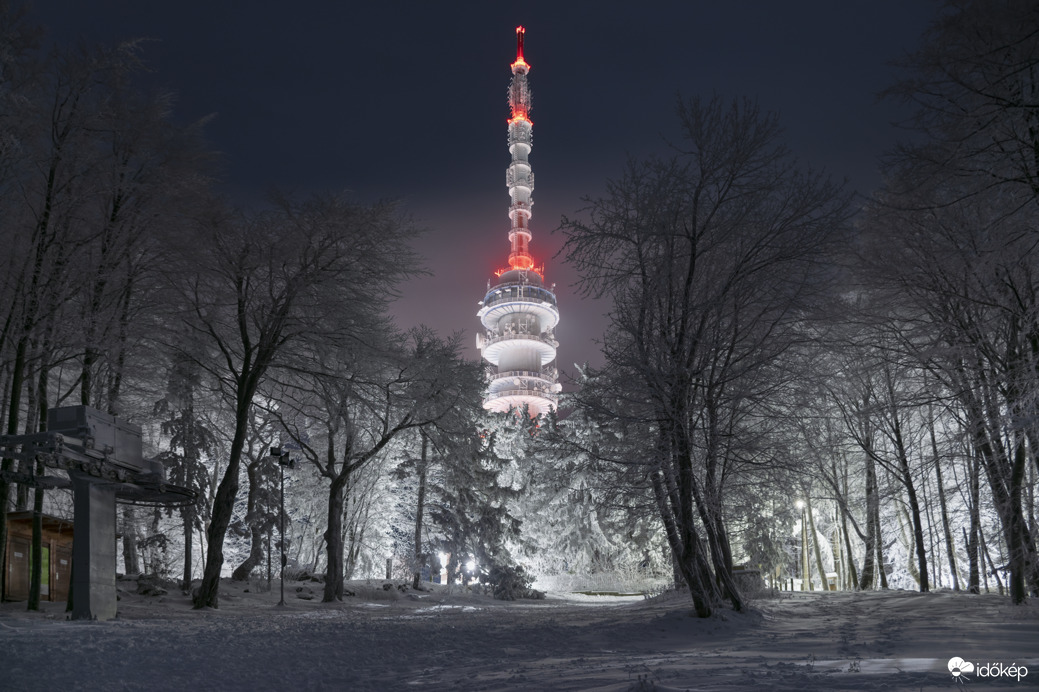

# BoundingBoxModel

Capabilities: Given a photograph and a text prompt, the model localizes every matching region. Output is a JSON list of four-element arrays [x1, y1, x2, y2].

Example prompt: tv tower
[[477, 26, 560, 416]]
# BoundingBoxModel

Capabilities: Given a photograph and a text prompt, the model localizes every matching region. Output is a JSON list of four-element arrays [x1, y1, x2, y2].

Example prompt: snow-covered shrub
[[486, 563, 542, 600], [355, 582, 400, 601]]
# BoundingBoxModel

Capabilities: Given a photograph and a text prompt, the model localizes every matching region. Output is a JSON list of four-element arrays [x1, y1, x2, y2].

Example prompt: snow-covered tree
[[559, 96, 852, 616]]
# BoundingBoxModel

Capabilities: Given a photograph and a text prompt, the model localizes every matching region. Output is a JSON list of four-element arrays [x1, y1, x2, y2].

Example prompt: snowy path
[[2, 585, 1037, 690]]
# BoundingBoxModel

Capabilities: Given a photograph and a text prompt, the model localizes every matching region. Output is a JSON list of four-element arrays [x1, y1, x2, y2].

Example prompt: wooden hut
[[3, 512, 73, 602]]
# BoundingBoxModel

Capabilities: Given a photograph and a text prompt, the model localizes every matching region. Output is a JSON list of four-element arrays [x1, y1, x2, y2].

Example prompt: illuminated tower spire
[[477, 26, 560, 417], [507, 26, 534, 272]]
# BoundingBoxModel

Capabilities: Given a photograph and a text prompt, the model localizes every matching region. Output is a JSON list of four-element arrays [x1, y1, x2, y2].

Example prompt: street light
[[795, 499, 811, 592], [438, 552, 448, 585], [269, 445, 296, 607]]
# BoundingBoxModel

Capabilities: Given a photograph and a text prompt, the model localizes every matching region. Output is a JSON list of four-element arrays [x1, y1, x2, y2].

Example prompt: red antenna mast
[[507, 26, 533, 271]]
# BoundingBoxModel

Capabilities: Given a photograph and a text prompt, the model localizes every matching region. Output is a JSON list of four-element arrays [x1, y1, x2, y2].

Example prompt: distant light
[[466, 560, 476, 572], [438, 552, 448, 567]]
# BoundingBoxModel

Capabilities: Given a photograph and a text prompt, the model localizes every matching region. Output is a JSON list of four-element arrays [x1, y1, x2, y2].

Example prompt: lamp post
[[796, 499, 811, 591], [269, 446, 296, 607]]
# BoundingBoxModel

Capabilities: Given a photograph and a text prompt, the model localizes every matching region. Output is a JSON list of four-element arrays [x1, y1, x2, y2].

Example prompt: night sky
[[31, 1, 936, 374]]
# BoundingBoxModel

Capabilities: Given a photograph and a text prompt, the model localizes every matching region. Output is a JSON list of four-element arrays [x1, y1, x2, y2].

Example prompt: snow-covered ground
[[2, 578, 1037, 691]]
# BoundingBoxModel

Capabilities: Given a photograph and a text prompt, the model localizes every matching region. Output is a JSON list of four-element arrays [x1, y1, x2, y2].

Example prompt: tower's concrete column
[[71, 472, 117, 620]]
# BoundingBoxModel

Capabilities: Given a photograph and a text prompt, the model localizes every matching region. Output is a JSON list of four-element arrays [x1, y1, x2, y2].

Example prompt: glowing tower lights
[[477, 27, 560, 416]]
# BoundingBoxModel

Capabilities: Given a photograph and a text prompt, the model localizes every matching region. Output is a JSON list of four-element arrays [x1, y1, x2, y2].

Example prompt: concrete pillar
[[71, 473, 117, 621]]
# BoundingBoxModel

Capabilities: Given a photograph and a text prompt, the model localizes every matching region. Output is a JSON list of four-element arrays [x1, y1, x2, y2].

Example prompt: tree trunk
[[231, 459, 264, 581], [1028, 452, 1039, 593], [146, 507, 164, 575], [412, 432, 428, 590], [697, 397, 742, 611], [1028, 447, 1037, 545], [104, 273, 135, 412], [920, 458, 942, 588], [121, 505, 140, 575], [931, 423, 959, 590], [181, 506, 194, 592], [830, 509, 845, 589], [670, 549, 685, 589], [1007, 435, 1039, 600], [650, 467, 712, 617], [873, 474, 888, 589], [899, 505, 920, 586], [859, 456, 878, 590], [888, 402, 929, 592], [967, 451, 981, 593], [193, 398, 251, 609], [838, 469, 859, 589], [979, 525, 1003, 595], [323, 470, 349, 602], [27, 482, 43, 611], [901, 470, 930, 592], [966, 384, 1034, 603], [16, 357, 40, 512], [691, 476, 742, 609], [28, 351, 51, 610], [801, 506, 812, 590], [806, 497, 828, 591], [233, 519, 265, 582]]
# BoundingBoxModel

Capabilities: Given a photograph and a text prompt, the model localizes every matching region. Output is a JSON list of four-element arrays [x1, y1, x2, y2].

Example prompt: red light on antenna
[[508, 253, 535, 271], [516, 26, 525, 60]]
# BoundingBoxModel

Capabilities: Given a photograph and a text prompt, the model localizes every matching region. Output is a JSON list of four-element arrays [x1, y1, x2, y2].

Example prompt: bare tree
[[170, 194, 422, 609], [271, 328, 480, 602], [560, 96, 852, 616], [829, 349, 934, 591], [886, 0, 1039, 204], [0, 30, 208, 601], [861, 181, 1039, 602]]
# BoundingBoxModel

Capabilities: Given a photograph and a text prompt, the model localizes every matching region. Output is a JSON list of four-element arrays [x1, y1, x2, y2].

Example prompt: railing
[[490, 374, 556, 390], [483, 331, 558, 349], [491, 378, 555, 394], [485, 388, 558, 404], [482, 283, 557, 310], [490, 369, 556, 382]]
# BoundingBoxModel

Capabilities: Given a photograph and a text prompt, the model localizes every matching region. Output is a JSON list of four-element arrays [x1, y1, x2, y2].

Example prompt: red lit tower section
[[477, 26, 560, 416]]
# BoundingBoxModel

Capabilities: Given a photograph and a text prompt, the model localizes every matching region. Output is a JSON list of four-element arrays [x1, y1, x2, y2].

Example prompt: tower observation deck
[[477, 26, 560, 416]]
